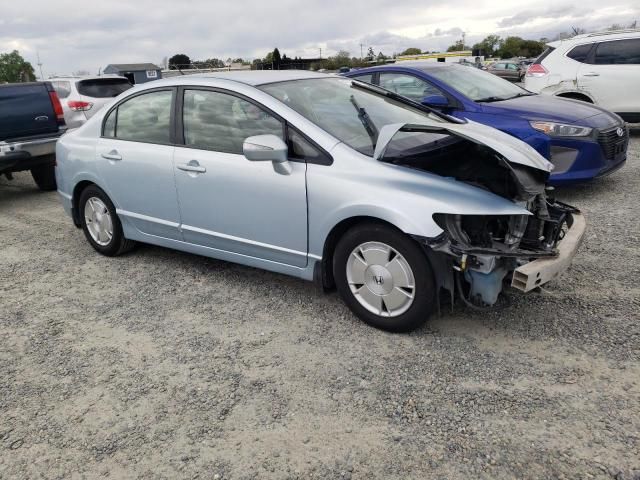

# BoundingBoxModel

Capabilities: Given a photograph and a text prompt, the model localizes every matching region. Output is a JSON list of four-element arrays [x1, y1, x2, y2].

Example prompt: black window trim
[[101, 87, 177, 147], [175, 85, 333, 166]]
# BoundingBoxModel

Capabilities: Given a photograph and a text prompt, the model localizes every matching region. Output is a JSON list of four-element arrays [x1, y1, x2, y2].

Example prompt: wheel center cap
[[364, 265, 393, 295]]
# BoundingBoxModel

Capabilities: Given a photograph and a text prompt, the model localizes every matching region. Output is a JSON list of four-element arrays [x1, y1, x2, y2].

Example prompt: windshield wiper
[[475, 96, 507, 103], [350, 94, 379, 146]]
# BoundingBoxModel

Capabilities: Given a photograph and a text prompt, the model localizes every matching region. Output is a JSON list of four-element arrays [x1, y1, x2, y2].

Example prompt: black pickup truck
[[0, 82, 67, 190]]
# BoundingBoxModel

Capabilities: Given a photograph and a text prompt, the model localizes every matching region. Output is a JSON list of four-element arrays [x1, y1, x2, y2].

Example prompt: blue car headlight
[[529, 121, 592, 137]]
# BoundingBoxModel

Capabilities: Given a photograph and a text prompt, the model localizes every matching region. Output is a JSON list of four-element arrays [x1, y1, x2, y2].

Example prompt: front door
[[95, 88, 182, 240], [173, 88, 308, 267]]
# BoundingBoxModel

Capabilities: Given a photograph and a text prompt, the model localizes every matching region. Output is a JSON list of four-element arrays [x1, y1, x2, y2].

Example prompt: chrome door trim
[[115, 209, 180, 228]]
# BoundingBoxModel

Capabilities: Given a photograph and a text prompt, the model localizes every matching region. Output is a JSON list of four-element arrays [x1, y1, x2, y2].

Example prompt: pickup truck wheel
[[30, 160, 57, 191], [78, 185, 135, 256], [333, 222, 436, 332]]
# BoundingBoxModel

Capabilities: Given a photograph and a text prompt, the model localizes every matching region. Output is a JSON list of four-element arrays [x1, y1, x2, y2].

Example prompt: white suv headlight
[[530, 121, 592, 137]]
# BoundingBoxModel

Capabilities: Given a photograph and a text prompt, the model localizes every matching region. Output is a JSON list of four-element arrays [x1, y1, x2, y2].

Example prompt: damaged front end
[[378, 122, 586, 307]]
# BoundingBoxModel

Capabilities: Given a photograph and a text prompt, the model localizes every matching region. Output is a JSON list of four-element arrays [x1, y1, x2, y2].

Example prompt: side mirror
[[421, 94, 449, 108], [243, 134, 288, 163]]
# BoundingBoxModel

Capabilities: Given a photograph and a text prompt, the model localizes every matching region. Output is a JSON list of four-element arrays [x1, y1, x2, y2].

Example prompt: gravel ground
[[1, 135, 639, 480]]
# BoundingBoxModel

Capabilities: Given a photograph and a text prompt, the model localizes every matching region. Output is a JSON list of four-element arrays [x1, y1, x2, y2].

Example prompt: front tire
[[333, 222, 436, 332], [78, 185, 135, 256]]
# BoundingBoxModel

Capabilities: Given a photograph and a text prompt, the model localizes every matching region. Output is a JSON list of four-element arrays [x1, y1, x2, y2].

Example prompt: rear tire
[[78, 185, 135, 256], [333, 222, 436, 332], [31, 160, 56, 191]]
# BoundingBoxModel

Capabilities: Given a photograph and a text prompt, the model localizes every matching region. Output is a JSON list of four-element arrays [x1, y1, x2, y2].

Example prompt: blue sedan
[[345, 62, 628, 185]]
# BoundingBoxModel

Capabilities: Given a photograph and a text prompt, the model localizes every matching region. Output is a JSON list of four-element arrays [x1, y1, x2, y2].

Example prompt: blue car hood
[[481, 95, 621, 127]]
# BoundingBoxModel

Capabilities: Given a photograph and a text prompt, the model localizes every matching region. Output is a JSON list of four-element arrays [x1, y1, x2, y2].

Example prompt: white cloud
[[1, 0, 638, 77]]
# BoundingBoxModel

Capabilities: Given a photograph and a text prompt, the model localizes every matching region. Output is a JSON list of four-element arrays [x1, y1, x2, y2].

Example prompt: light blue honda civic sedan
[[56, 71, 585, 332]]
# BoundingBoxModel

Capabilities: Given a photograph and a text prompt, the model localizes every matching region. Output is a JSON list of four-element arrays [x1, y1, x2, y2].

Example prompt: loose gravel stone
[[0, 133, 639, 479]]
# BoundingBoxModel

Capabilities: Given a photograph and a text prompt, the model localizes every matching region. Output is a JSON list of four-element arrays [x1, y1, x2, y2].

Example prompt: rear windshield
[[77, 78, 132, 98]]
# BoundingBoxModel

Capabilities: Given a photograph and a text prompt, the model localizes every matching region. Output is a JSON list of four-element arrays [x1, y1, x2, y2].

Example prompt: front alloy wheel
[[84, 197, 114, 246]]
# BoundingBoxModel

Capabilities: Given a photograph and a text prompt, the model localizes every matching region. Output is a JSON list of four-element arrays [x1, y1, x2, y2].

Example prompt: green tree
[[471, 34, 501, 56], [366, 47, 375, 61], [497, 36, 524, 58], [272, 48, 282, 66], [0, 50, 35, 82], [168, 53, 191, 69], [446, 40, 470, 52], [400, 47, 422, 56]]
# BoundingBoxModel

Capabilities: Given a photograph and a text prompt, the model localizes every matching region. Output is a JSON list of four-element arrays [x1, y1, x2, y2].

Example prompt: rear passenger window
[[378, 73, 443, 102], [567, 44, 592, 63], [183, 90, 283, 154], [594, 39, 640, 65], [102, 90, 172, 144]]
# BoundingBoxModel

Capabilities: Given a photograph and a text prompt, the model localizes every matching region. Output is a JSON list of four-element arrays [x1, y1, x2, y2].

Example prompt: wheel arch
[[319, 215, 426, 291]]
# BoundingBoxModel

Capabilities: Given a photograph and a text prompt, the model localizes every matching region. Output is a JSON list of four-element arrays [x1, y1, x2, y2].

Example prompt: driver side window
[[378, 73, 443, 102], [183, 89, 283, 154]]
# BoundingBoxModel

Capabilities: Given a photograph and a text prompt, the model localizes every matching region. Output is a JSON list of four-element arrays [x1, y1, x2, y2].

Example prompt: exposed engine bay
[[382, 128, 581, 307]]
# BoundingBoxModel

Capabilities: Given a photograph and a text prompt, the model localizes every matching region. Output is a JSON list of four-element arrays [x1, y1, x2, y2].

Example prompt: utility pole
[[461, 32, 466, 51], [360, 43, 364, 60], [36, 51, 44, 80], [319, 47, 322, 59]]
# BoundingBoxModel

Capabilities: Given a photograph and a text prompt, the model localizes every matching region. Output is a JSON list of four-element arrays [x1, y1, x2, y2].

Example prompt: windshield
[[426, 65, 529, 102], [259, 77, 447, 156]]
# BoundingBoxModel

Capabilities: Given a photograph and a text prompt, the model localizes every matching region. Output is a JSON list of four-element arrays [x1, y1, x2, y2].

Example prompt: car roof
[[351, 61, 463, 73], [159, 70, 330, 87], [548, 29, 640, 47]]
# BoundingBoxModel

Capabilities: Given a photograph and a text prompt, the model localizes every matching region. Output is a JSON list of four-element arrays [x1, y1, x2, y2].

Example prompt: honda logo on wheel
[[373, 275, 384, 285]]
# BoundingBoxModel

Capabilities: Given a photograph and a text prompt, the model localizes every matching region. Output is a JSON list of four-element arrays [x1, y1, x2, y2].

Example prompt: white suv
[[525, 30, 640, 123], [49, 76, 132, 129]]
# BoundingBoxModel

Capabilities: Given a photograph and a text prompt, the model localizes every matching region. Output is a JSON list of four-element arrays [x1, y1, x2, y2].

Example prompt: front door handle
[[177, 161, 206, 173], [101, 150, 122, 161], [582, 72, 600, 77]]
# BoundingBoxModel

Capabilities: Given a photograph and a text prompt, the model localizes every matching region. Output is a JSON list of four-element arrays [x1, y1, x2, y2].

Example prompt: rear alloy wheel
[[78, 185, 135, 256], [333, 223, 436, 332]]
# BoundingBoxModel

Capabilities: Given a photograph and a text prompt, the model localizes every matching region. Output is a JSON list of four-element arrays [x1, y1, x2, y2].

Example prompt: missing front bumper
[[511, 212, 586, 292]]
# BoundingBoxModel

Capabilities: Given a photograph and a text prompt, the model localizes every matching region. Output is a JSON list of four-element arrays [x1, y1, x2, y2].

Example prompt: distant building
[[396, 51, 482, 64], [103, 63, 162, 84]]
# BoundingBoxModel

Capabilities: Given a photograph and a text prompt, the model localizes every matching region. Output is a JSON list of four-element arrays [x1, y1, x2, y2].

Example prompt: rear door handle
[[101, 150, 122, 161], [582, 72, 600, 77], [177, 162, 206, 173]]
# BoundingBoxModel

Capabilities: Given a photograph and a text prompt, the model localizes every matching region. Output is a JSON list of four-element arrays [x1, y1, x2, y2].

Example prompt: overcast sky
[[2, 0, 639, 77]]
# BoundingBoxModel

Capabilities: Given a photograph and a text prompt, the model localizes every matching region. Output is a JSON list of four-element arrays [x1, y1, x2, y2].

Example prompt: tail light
[[526, 64, 548, 77], [67, 100, 94, 112], [48, 91, 66, 125]]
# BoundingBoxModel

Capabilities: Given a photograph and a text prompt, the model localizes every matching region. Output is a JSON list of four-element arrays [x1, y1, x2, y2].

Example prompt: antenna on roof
[[36, 51, 44, 80]]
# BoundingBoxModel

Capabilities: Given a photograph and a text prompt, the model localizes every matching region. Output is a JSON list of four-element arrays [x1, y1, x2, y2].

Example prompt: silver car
[[49, 75, 132, 128], [55, 71, 586, 332]]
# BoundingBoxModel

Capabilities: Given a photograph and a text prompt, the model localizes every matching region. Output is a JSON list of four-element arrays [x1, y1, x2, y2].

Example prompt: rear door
[[95, 88, 182, 240], [0, 83, 57, 140], [76, 78, 133, 119], [578, 38, 640, 114]]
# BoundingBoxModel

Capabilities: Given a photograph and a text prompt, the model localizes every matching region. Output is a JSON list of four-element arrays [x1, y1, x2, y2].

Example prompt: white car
[[525, 29, 640, 123], [49, 76, 132, 128]]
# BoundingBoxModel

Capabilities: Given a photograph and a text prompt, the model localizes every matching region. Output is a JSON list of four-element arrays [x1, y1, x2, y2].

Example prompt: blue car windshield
[[260, 77, 447, 156], [426, 65, 529, 102]]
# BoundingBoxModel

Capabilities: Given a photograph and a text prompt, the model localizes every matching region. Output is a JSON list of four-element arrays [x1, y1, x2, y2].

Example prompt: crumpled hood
[[374, 120, 554, 173]]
